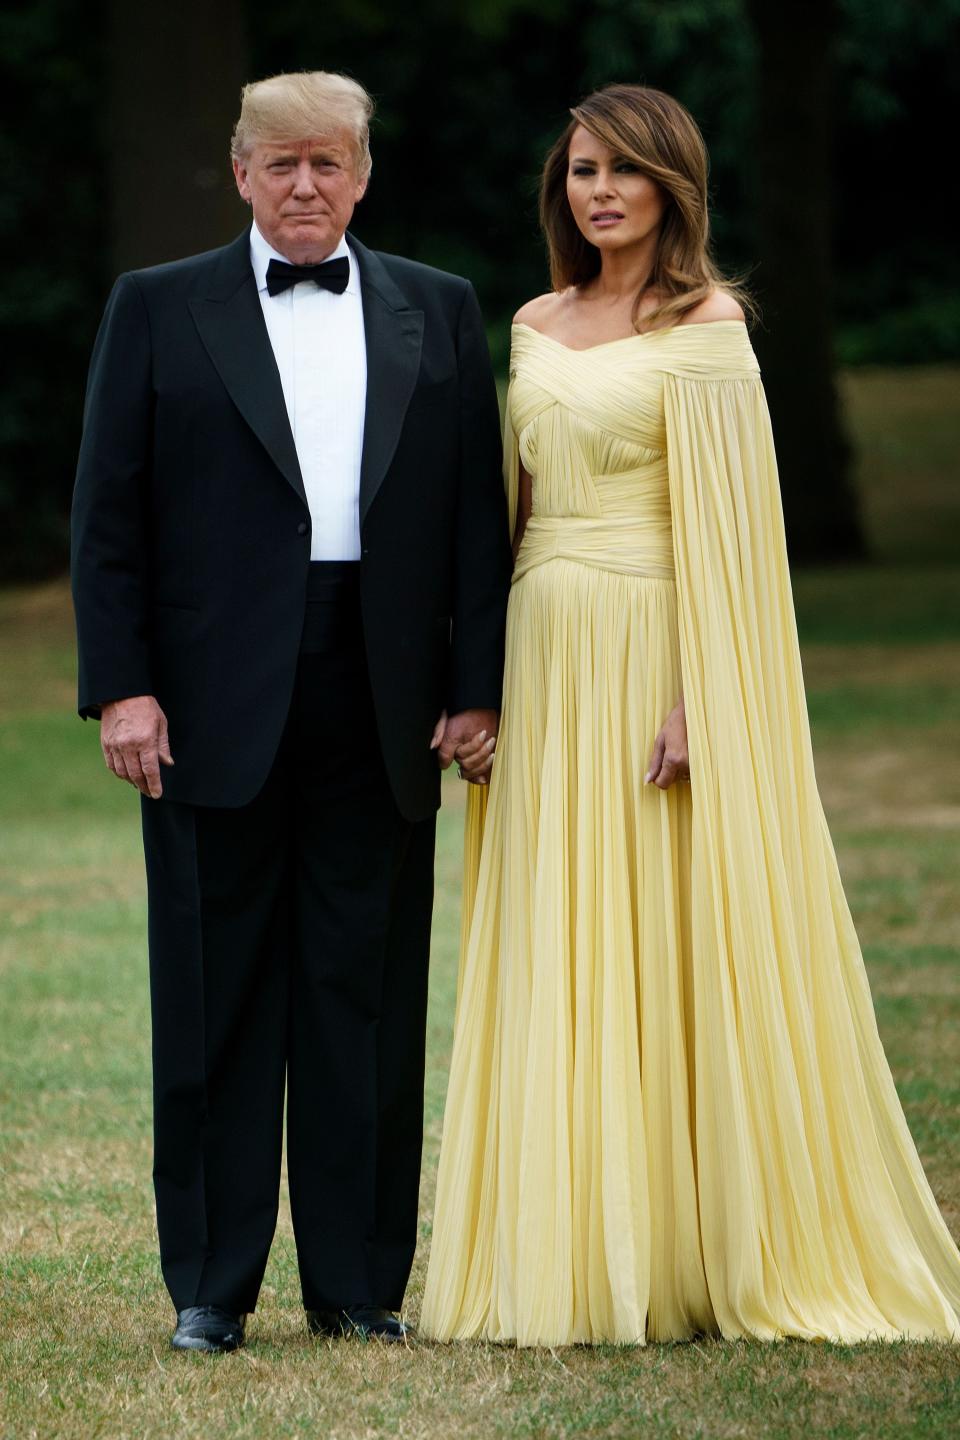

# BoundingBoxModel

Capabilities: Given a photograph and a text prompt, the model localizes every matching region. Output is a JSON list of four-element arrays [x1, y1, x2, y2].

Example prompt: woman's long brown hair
[[539, 84, 753, 332]]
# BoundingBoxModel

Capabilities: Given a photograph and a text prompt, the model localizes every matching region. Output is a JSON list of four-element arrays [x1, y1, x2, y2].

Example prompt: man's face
[[233, 133, 368, 264]]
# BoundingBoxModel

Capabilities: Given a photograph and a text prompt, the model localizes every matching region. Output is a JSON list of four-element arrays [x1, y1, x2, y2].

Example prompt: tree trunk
[[744, 0, 864, 563], [107, 0, 248, 273]]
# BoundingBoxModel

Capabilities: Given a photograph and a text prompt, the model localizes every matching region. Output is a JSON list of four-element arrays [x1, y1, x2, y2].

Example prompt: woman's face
[[565, 125, 667, 257]]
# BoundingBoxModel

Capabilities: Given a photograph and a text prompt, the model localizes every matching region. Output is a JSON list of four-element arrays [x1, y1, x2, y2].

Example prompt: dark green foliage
[[836, 0, 960, 361], [253, 0, 590, 370], [0, 1, 107, 582], [1, 0, 956, 578], [252, 0, 761, 370], [839, 294, 960, 367]]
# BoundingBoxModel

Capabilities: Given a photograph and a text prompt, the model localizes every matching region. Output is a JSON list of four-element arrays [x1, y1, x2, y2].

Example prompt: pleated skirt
[[422, 558, 715, 1344], [421, 555, 960, 1347]]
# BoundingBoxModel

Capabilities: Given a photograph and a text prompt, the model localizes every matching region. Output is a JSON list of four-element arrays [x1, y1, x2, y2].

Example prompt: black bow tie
[[265, 255, 350, 297]]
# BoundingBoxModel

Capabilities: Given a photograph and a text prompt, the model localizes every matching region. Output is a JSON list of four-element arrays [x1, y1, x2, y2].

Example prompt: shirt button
[[297, 521, 309, 536]]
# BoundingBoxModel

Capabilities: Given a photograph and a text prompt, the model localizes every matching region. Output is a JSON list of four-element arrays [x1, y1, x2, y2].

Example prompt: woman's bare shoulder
[[679, 289, 745, 325], [513, 292, 564, 328]]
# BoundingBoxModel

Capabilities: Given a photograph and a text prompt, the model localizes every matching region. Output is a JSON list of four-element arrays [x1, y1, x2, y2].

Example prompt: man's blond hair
[[231, 71, 374, 180]]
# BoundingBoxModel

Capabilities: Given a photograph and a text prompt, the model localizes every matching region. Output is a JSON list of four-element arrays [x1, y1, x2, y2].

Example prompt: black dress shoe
[[306, 1305, 411, 1342], [171, 1306, 246, 1353]]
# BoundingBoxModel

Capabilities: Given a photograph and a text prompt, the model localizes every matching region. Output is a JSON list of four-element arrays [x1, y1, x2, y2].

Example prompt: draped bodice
[[507, 320, 760, 581]]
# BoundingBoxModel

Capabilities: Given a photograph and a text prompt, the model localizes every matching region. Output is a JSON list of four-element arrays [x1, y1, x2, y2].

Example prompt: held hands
[[430, 701, 682, 791], [431, 708, 499, 785], [645, 700, 690, 790], [100, 695, 174, 799]]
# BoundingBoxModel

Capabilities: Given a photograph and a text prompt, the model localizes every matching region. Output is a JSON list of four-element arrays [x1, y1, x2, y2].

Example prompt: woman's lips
[[591, 211, 624, 228]]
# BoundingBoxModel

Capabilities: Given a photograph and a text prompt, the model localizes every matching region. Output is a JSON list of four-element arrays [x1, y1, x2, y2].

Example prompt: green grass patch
[[793, 565, 960, 645], [2, 367, 959, 1436]]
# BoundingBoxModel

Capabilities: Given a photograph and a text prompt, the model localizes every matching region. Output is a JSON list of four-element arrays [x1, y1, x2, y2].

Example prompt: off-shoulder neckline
[[511, 318, 749, 354]]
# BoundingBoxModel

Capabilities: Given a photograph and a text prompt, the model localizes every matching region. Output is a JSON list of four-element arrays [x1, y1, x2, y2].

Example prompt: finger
[[654, 758, 679, 791], [455, 730, 489, 762], [110, 749, 136, 787], [457, 736, 496, 771], [122, 748, 151, 796], [464, 754, 495, 779], [454, 730, 488, 759], [429, 710, 448, 751], [440, 743, 460, 777], [645, 734, 665, 784], [463, 736, 497, 766], [460, 756, 495, 780], [461, 750, 497, 782], [140, 749, 163, 800], [437, 737, 458, 769], [158, 724, 175, 766]]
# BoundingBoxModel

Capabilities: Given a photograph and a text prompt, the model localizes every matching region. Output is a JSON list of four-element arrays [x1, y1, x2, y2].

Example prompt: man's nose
[[293, 162, 318, 194]]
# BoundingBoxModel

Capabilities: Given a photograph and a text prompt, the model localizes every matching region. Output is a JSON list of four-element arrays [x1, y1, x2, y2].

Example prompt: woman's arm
[[457, 454, 531, 785], [512, 460, 533, 561]]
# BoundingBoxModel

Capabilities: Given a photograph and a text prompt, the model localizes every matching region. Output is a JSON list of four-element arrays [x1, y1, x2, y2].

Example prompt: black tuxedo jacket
[[71, 228, 511, 821]]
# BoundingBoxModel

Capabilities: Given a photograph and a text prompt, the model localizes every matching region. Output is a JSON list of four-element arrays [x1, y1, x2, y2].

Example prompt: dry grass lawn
[[1, 367, 959, 1438]]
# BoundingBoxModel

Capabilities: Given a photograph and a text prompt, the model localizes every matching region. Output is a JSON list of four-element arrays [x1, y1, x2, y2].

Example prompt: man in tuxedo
[[71, 71, 511, 1352]]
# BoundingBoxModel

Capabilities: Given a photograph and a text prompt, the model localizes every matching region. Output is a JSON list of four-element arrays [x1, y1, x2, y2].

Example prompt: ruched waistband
[[513, 515, 675, 582]]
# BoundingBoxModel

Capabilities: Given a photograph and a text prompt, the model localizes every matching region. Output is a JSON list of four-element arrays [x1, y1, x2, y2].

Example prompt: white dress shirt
[[250, 222, 367, 561]]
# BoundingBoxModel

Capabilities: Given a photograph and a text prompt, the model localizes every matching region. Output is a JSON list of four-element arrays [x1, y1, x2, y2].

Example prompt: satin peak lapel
[[353, 237, 424, 525], [188, 235, 306, 506]]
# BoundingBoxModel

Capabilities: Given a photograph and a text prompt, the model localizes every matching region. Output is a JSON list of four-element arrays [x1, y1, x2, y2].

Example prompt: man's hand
[[100, 695, 174, 799], [431, 708, 499, 785], [645, 700, 690, 791]]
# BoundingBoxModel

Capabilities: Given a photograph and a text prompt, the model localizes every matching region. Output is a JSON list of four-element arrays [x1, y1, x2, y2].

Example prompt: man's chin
[[277, 223, 339, 261]]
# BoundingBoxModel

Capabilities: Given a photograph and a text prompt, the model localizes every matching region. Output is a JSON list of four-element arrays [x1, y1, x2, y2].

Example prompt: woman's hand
[[645, 700, 690, 790], [431, 709, 498, 785], [454, 726, 498, 784]]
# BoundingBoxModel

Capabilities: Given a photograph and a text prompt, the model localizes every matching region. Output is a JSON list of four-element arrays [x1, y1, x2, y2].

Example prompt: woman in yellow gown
[[420, 84, 960, 1346]]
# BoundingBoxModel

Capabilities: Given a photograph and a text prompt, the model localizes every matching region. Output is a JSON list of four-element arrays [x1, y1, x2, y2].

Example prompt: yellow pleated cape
[[421, 321, 960, 1345]]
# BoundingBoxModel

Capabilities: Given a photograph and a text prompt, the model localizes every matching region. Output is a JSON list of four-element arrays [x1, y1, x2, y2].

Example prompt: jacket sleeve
[[447, 281, 512, 716], [70, 273, 154, 718]]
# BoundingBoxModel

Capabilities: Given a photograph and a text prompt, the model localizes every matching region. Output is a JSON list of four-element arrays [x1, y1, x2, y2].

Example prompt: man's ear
[[233, 157, 252, 204]]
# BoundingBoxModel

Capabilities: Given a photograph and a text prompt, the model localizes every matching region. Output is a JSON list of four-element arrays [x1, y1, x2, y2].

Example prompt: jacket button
[[297, 521, 309, 536]]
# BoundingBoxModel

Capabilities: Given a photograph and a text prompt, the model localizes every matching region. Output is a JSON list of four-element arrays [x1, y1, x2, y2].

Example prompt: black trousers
[[141, 563, 436, 1314]]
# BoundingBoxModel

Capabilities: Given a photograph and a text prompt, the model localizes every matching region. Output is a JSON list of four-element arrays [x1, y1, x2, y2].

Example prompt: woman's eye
[[571, 166, 594, 177], [615, 162, 638, 172]]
